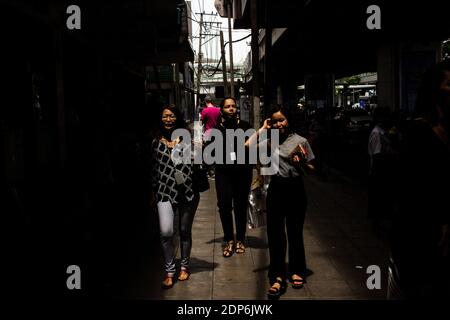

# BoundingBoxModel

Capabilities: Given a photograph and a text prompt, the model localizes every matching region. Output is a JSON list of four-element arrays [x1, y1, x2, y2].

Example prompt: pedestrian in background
[[200, 95, 221, 178], [151, 105, 199, 289], [367, 106, 399, 236], [307, 108, 327, 176], [200, 95, 221, 143], [388, 59, 450, 299]]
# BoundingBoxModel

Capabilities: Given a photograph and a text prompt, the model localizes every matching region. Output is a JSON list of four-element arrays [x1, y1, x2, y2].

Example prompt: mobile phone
[[298, 144, 307, 157]]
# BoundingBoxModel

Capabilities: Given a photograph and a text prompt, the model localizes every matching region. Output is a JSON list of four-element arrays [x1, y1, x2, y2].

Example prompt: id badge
[[230, 152, 237, 161], [174, 171, 185, 185]]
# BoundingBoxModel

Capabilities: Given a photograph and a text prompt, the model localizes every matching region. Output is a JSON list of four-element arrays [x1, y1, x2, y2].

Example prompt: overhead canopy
[[3, 0, 194, 66], [233, 0, 449, 81], [234, 0, 450, 40]]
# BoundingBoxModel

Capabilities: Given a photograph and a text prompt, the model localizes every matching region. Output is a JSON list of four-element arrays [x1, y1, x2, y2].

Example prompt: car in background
[[345, 108, 373, 133], [334, 107, 373, 131], [332, 107, 373, 146]]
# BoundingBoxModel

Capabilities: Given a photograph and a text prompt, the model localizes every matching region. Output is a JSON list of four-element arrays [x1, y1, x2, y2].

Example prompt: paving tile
[[190, 245, 216, 257], [307, 280, 356, 299], [189, 256, 216, 270], [315, 236, 356, 249], [306, 258, 346, 282], [280, 286, 312, 300], [213, 281, 266, 299], [213, 266, 259, 283], [119, 171, 389, 300], [161, 280, 213, 300]]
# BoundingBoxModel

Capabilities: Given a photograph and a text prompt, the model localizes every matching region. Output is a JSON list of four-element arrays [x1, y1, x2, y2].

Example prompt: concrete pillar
[[398, 42, 441, 116], [377, 44, 400, 112], [250, 0, 261, 128], [54, 30, 67, 166], [377, 42, 441, 116], [263, 27, 273, 116]]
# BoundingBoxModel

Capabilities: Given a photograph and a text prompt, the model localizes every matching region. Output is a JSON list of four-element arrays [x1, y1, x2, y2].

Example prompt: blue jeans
[[157, 193, 200, 273]]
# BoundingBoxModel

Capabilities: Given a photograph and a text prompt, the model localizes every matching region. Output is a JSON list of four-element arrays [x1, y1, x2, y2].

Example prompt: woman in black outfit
[[247, 105, 315, 299], [214, 97, 253, 257]]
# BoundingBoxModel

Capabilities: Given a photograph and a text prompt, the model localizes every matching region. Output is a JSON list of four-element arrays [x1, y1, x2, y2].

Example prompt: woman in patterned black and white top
[[151, 105, 199, 289]]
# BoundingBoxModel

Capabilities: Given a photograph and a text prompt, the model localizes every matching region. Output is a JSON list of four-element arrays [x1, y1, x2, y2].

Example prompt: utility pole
[[263, 0, 272, 116], [227, 0, 235, 97], [194, 12, 217, 109], [250, 0, 260, 127], [174, 63, 181, 108], [196, 12, 204, 111], [220, 31, 229, 97]]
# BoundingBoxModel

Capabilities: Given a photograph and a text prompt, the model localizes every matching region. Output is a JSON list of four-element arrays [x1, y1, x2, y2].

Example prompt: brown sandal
[[223, 240, 234, 257], [178, 268, 190, 281], [161, 274, 174, 289], [235, 241, 245, 254]]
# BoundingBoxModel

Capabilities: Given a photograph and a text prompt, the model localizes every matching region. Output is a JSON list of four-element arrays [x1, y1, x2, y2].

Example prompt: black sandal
[[267, 277, 286, 300], [290, 274, 305, 289], [223, 240, 234, 257]]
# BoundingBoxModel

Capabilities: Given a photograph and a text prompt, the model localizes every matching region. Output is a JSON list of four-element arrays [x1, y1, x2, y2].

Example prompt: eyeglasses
[[162, 114, 176, 119]]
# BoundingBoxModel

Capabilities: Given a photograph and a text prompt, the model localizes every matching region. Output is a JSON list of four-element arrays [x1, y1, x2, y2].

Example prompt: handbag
[[247, 176, 268, 229], [192, 164, 210, 193]]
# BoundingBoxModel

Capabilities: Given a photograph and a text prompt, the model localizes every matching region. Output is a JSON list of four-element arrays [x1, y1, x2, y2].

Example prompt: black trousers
[[215, 168, 252, 242], [266, 175, 307, 281]]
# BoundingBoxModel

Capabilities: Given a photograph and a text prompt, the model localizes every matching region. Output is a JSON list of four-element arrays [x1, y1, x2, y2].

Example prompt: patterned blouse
[[151, 138, 195, 204]]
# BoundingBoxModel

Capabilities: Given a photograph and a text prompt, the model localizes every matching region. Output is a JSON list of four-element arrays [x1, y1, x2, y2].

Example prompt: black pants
[[266, 176, 307, 281], [215, 168, 252, 242]]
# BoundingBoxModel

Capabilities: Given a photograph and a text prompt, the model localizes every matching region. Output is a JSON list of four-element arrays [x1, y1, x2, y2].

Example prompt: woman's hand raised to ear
[[245, 118, 272, 147]]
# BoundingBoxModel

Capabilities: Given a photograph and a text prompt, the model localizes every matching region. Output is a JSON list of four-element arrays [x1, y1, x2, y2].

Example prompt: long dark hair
[[154, 104, 186, 140], [267, 104, 304, 135], [415, 59, 450, 125]]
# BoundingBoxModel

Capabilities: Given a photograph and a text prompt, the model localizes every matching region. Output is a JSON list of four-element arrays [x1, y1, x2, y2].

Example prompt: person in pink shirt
[[200, 95, 221, 142]]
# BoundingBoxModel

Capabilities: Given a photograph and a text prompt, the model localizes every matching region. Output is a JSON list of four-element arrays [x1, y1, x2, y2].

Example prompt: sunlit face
[[271, 111, 289, 133], [161, 109, 177, 130], [222, 98, 237, 117]]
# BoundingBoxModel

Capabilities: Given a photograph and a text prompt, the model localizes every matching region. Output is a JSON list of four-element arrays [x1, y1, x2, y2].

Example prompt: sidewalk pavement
[[117, 170, 389, 300]]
